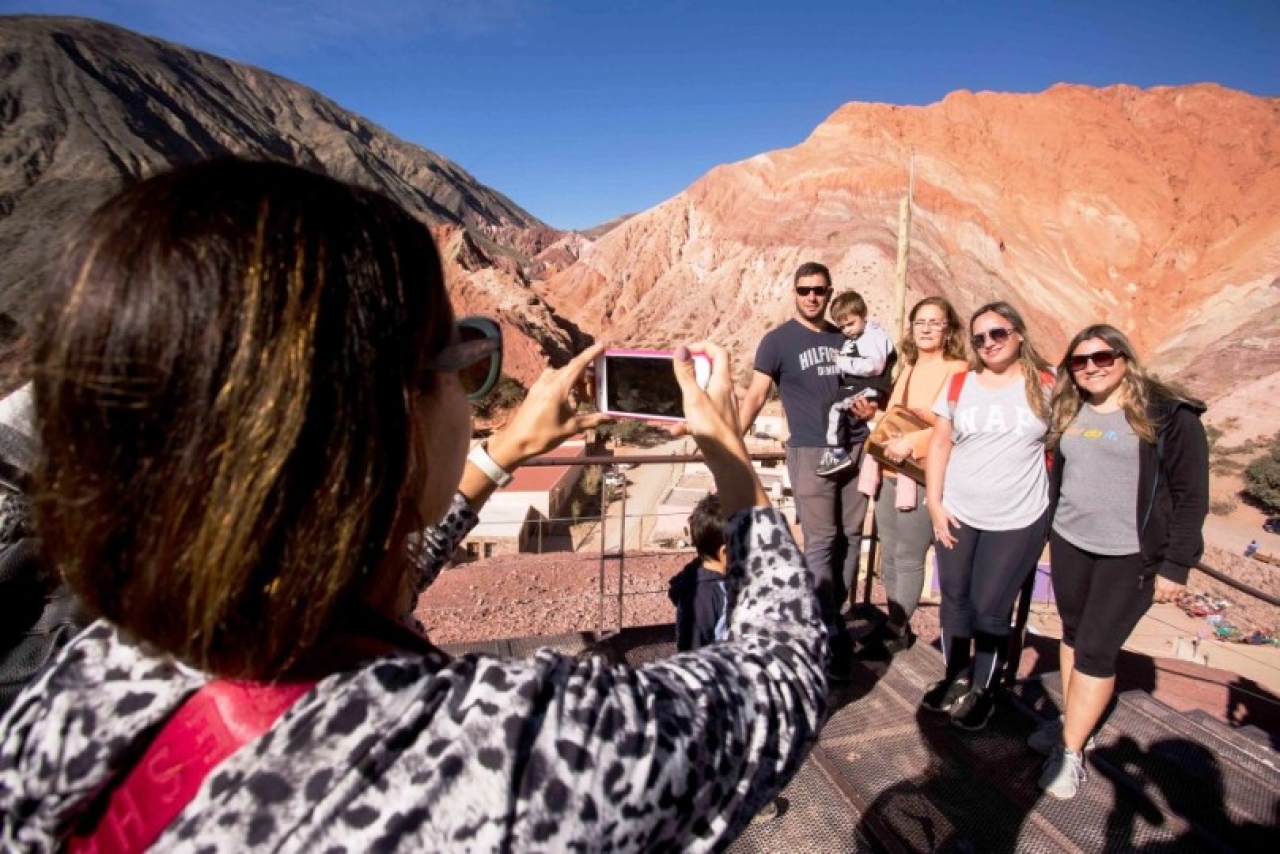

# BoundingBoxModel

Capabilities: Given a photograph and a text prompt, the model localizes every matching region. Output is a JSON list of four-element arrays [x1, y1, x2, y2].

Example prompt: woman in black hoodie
[[1033, 324, 1208, 800]]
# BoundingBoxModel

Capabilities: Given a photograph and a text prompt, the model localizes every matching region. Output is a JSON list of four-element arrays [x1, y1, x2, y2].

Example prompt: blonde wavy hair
[[969, 301, 1053, 421], [1048, 324, 1201, 448]]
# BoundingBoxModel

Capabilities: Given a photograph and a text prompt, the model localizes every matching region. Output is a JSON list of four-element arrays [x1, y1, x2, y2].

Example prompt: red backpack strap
[[67, 679, 316, 854], [946, 370, 968, 409]]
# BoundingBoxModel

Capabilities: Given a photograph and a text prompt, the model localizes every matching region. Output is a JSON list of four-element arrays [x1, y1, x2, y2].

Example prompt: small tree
[[1243, 442, 1280, 513], [473, 375, 527, 419]]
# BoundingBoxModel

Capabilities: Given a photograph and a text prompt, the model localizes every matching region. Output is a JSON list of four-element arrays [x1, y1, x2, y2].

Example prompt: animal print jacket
[[0, 495, 827, 852]]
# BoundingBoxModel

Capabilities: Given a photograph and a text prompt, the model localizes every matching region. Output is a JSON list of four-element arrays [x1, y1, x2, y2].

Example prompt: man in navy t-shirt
[[738, 261, 875, 680]]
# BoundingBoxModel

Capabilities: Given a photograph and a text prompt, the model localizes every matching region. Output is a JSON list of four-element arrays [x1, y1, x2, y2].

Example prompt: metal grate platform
[[443, 617, 1280, 852]]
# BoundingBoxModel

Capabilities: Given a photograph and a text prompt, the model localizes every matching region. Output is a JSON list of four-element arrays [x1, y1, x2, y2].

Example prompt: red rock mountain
[[536, 84, 1280, 419]]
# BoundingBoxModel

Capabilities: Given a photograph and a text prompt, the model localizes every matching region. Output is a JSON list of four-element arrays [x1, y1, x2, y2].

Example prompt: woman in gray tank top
[[1032, 324, 1209, 800]]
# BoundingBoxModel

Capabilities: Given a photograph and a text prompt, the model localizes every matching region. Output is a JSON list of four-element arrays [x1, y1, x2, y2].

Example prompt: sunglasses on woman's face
[[969, 327, 1015, 349], [1069, 349, 1123, 372], [429, 316, 503, 400]]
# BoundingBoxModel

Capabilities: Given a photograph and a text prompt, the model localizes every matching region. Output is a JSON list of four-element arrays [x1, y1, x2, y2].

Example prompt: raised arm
[[410, 344, 610, 595], [508, 343, 826, 850]]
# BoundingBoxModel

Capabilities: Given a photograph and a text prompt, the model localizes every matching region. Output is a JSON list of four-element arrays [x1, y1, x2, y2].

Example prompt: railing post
[[598, 471, 607, 637], [617, 478, 626, 634]]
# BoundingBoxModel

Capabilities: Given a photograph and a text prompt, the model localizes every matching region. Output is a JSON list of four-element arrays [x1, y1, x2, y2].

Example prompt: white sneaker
[[1039, 747, 1087, 799]]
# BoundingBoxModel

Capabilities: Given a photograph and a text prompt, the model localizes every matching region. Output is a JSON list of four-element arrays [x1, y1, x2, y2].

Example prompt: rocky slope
[[0, 15, 581, 383], [536, 85, 1280, 418]]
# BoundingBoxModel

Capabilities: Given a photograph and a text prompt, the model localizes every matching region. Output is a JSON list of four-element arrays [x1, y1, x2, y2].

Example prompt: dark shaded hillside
[[0, 15, 557, 322]]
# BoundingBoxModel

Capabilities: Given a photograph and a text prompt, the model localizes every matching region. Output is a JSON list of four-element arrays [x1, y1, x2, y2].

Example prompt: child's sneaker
[[921, 675, 970, 713], [816, 448, 853, 478], [950, 688, 996, 731]]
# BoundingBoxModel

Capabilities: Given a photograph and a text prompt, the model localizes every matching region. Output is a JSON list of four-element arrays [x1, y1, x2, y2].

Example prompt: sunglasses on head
[[1069, 349, 1123, 372], [795, 285, 830, 297], [429, 316, 503, 400], [970, 327, 1015, 348]]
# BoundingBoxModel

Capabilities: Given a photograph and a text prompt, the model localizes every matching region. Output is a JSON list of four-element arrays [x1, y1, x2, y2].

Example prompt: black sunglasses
[[970, 327, 1016, 348], [429, 316, 503, 400], [1069, 349, 1123, 372], [795, 285, 830, 297]]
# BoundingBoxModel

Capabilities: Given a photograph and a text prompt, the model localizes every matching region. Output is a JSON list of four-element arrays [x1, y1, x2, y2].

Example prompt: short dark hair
[[793, 261, 831, 289], [32, 158, 454, 678], [688, 493, 725, 560], [829, 291, 867, 321]]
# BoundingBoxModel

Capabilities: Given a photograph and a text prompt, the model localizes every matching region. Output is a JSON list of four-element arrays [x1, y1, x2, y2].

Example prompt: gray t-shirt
[[1053, 405, 1141, 555], [932, 372, 1049, 530]]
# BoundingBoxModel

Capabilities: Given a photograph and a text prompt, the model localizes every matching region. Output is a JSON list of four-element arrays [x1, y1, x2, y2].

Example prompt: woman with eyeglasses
[[0, 159, 828, 850], [868, 297, 967, 654], [1031, 325, 1208, 799], [923, 301, 1054, 731]]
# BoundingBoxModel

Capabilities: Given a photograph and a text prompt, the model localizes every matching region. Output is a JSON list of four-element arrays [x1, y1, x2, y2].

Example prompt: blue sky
[[5, 1, 1279, 230]]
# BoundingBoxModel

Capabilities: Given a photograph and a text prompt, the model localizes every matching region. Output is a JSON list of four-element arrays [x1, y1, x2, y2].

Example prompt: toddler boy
[[816, 290, 895, 478]]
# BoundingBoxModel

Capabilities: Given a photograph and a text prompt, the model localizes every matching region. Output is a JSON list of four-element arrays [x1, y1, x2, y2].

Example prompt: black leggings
[[936, 510, 1049, 638], [1050, 531, 1154, 679], [935, 509, 1049, 689]]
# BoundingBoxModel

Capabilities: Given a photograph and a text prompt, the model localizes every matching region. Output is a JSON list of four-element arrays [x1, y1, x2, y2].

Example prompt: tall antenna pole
[[891, 153, 914, 343]]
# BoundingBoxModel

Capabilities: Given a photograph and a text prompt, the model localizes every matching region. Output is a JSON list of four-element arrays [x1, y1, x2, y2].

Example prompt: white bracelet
[[468, 441, 513, 487]]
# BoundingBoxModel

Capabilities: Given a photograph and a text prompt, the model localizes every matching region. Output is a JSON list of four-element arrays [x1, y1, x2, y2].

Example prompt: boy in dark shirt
[[668, 493, 728, 651]]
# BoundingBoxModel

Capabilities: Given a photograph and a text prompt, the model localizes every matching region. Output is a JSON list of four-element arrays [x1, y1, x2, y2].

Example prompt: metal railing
[[463, 450, 1277, 681], [494, 449, 788, 634]]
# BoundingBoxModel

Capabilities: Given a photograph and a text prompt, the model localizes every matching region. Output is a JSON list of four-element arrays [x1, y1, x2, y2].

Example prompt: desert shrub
[[1243, 440, 1280, 513], [1212, 458, 1245, 475], [597, 419, 646, 445], [473, 374, 526, 418], [1205, 422, 1224, 454], [1209, 496, 1238, 516]]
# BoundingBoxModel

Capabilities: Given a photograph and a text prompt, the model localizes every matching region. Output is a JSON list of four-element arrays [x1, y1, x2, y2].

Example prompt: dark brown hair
[[793, 261, 832, 288], [0, 312, 29, 397], [687, 492, 725, 560], [31, 158, 453, 678], [829, 291, 867, 322]]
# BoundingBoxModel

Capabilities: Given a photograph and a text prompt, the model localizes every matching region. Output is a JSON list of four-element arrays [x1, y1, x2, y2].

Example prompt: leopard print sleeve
[[499, 505, 829, 851], [406, 492, 478, 600], [0, 506, 825, 852]]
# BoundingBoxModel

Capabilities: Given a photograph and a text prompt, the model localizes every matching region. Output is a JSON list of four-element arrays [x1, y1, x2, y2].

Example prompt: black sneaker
[[921, 676, 970, 713], [950, 689, 996, 731], [815, 449, 853, 478]]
